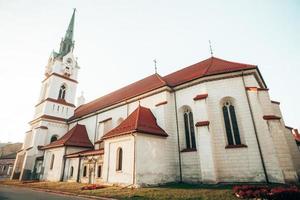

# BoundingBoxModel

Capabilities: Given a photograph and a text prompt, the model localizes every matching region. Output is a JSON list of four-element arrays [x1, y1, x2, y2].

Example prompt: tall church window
[[183, 109, 196, 149], [50, 154, 55, 170], [222, 101, 241, 145], [70, 166, 74, 177], [97, 165, 102, 178], [58, 85, 66, 99], [116, 148, 123, 171], [83, 166, 87, 177]]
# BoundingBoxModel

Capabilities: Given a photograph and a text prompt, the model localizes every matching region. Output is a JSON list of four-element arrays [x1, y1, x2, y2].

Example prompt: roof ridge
[[71, 57, 257, 120], [154, 73, 168, 85], [211, 56, 257, 67], [134, 105, 142, 130], [203, 56, 214, 75], [73, 74, 165, 114], [64, 125, 78, 142]]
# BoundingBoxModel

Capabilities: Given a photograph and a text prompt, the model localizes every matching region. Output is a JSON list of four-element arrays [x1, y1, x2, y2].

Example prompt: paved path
[[0, 185, 93, 200]]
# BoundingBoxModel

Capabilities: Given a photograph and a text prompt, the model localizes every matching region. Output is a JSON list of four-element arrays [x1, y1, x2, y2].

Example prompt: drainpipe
[[60, 147, 67, 181], [173, 90, 183, 182], [106, 143, 111, 182], [77, 155, 82, 183], [132, 133, 136, 186], [94, 115, 99, 144], [241, 71, 269, 183]]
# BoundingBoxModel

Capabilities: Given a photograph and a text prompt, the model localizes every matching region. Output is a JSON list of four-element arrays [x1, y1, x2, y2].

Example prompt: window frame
[[70, 166, 74, 177], [83, 166, 87, 177], [116, 148, 123, 171], [97, 165, 102, 178], [222, 100, 244, 147], [58, 84, 66, 99], [50, 154, 55, 170], [183, 109, 196, 150]]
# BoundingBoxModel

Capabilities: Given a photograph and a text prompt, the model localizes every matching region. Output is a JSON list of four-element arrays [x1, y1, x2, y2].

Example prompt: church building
[[11, 10, 300, 186]]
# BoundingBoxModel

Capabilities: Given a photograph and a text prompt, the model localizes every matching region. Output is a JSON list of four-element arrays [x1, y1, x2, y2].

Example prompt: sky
[[0, 0, 299, 143]]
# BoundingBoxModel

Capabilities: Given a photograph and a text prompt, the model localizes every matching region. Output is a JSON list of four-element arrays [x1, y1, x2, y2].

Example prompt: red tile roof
[[71, 74, 167, 119], [65, 149, 104, 158], [163, 57, 256, 87], [70, 57, 256, 120], [293, 129, 300, 142], [100, 106, 168, 140], [41, 124, 93, 150]]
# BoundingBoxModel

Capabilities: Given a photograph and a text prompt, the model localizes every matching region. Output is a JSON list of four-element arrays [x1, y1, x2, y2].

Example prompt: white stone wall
[[135, 133, 177, 185], [205, 75, 266, 182], [102, 135, 134, 185], [42, 147, 65, 181], [272, 103, 300, 177]]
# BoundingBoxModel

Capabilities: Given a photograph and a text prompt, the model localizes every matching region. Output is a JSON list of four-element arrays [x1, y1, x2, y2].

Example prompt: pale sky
[[0, 0, 299, 143]]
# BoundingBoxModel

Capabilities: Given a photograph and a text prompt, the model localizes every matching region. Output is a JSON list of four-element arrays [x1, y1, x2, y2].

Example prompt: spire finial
[[59, 9, 76, 55], [65, 8, 76, 40], [153, 59, 157, 74], [209, 40, 213, 57]]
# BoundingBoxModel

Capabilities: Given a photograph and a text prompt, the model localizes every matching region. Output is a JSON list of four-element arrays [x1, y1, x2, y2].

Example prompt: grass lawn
[[0, 180, 239, 200]]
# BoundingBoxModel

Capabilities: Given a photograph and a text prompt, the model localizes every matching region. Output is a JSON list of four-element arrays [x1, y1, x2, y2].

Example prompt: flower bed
[[81, 184, 105, 190], [233, 185, 300, 200]]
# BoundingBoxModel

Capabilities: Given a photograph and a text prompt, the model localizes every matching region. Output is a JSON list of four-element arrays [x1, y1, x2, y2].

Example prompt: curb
[[31, 188, 114, 200], [1, 184, 117, 200]]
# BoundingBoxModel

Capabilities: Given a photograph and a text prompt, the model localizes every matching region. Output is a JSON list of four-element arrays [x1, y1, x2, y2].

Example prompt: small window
[[222, 101, 241, 145], [70, 166, 74, 177], [50, 135, 58, 143], [83, 166, 87, 177], [183, 109, 196, 149], [50, 154, 55, 170], [97, 165, 102, 178], [58, 85, 66, 99], [116, 148, 123, 171]]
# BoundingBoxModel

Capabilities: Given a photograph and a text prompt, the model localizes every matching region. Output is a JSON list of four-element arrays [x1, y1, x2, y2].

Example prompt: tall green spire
[[65, 8, 76, 41], [59, 9, 76, 56]]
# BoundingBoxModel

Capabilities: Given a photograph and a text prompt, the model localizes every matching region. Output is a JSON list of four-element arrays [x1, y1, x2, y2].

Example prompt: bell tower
[[35, 8, 79, 120], [11, 9, 80, 181]]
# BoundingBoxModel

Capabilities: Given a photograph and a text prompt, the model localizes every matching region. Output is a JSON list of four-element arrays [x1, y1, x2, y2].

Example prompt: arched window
[[116, 148, 123, 171], [183, 109, 196, 149], [222, 101, 241, 145], [50, 135, 58, 143], [70, 166, 74, 177], [83, 166, 87, 177], [58, 85, 66, 99], [97, 165, 102, 178], [50, 154, 55, 170]]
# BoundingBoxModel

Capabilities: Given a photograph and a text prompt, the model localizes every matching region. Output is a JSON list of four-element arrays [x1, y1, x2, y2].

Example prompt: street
[[0, 185, 92, 200]]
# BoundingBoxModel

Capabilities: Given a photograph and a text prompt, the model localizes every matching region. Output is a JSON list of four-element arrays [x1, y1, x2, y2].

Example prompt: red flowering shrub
[[81, 184, 105, 190], [270, 186, 300, 200], [233, 185, 300, 200]]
